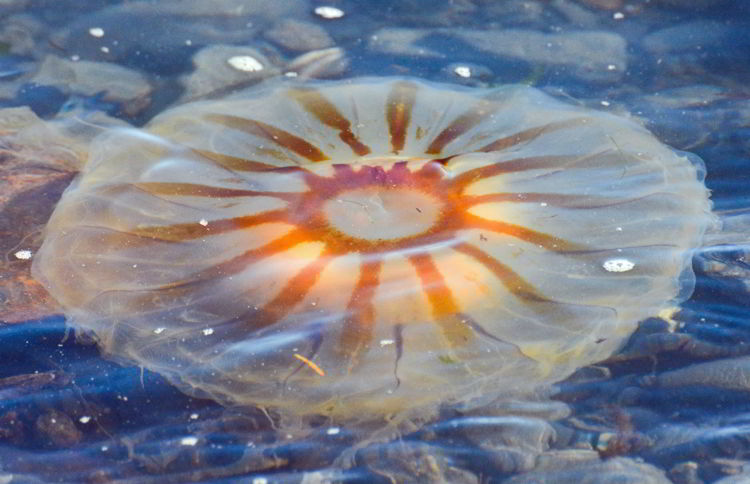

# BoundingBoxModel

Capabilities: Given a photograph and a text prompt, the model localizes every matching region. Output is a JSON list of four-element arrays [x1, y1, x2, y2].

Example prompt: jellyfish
[[31, 78, 714, 422]]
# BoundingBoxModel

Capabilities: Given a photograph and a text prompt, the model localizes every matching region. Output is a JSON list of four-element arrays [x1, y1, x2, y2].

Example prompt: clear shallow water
[[1, 0, 750, 482]]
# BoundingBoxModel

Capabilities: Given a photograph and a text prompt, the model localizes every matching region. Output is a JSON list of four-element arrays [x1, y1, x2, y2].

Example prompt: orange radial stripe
[[204, 114, 329, 162], [288, 89, 371, 156], [133, 209, 287, 242], [409, 253, 471, 346], [477, 118, 590, 153], [201, 228, 309, 281], [149, 229, 309, 293], [425, 98, 498, 155], [464, 213, 582, 251], [135, 182, 297, 201], [257, 250, 334, 328], [452, 242, 548, 302], [192, 148, 289, 172], [338, 259, 382, 363], [386, 81, 417, 154]]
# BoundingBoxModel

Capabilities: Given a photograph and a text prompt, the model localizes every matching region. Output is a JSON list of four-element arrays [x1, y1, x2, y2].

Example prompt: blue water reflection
[[2, 0, 750, 482]]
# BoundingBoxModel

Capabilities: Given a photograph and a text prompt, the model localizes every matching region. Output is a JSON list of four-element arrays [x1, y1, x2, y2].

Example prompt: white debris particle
[[326, 427, 341, 435], [253, 478, 268, 484], [13, 250, 32, 260], [539, 202, 548, 207], [79, 416, 91, 424], [314, 6, 345, 19], [600, 100, 611, 107], [285, 71, 299, 77], [227, 55, 264, 72], [101, 445, 109, 452], [153, 327, 166, 334], [190, 413, 199, 420], [71, 55, 80, 61], [453, 66, 472, 78], [379, 339, 394, 346], [603, 258, 635, 273], [607, 64, 617, 71], [180, 436, 199, 446], [185, 39, 192, 46], [89, 27, 105, 38], [199, 218, 208, 226], [615, 226, 623, 231], [202, 328, 214, 336], [100, 46, 110, 54], [613, 12, 625, 20]]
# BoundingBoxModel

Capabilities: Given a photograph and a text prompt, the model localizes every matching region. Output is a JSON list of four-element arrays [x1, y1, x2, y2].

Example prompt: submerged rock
[[504, 456, 672, 484], [179, 44, 279, 101], [264, 18, 334, 52], [369, 27, 627, 83]]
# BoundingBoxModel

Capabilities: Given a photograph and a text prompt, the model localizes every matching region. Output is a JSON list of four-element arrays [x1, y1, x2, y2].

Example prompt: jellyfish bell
[[32, 78, 715, 423]]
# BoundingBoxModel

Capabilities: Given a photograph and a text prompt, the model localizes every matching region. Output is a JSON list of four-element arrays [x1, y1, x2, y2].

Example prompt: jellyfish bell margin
[[31, 77, 715, 424]]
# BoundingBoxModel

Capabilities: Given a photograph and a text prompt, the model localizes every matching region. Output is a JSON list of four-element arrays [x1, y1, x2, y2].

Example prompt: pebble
[[369, 27, 627, 83], [30, 55, 152, 116], [285, 47, 349, 79], [460, 416, 556, 473], [0, 14, 42, 55], [503, 456, 672, 484], [264, 19, 334, 52], [314, 6, 344, 19], [651, 356, 750, 391], [179, 44, 279, 101]]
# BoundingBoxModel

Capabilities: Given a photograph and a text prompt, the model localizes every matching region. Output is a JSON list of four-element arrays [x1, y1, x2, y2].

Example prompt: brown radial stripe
[[132, 209, 287, 242], [337, 259, 382, 363], [135, 182, 298, 201], [463, 192, 622, 208], [452, 242, 548, 302], [452, 155, 582, 188], [287, 88, 371, 156], [255, 249, 334, 330], [192, 148, 292, 172], [463, 213, 583, 251], [386, 81, 417, 154], [425, 98, 498, 155], [477, 118, 590, 153], [408, 253, 472, 346], [204, 114, 329, 162]]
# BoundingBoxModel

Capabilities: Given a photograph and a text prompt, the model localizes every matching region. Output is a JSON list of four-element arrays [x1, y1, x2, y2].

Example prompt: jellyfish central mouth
[[323, 187, 442, 241]]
